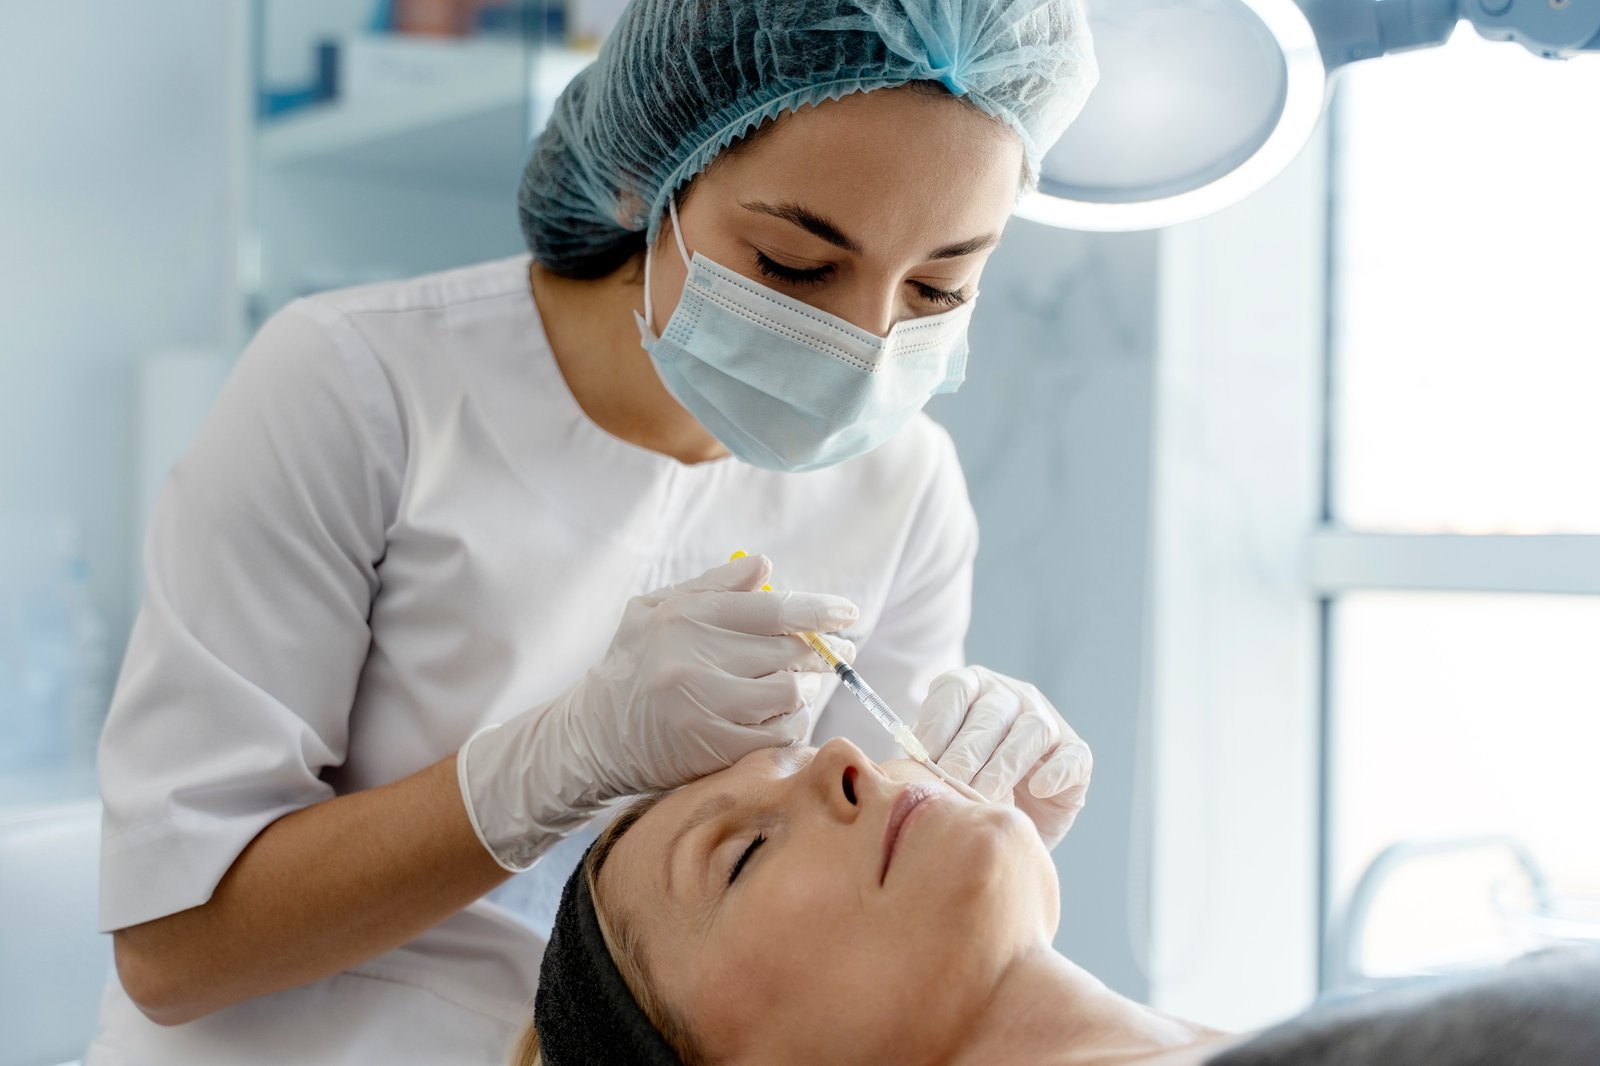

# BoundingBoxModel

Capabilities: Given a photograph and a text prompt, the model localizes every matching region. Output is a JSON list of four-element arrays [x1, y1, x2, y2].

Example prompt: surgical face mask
[[634, 198, 974, 473]]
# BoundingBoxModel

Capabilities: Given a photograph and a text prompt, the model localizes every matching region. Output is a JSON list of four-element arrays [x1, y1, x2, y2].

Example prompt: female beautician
[[91, 1, 1098, 1062]]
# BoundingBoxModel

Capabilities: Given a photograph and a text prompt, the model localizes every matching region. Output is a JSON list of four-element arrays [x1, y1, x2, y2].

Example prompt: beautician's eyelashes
[[755, 251, 832, 285], [754, 249, 968, 308], [912, 280, 969, 308], [728, 833, 767, 885]]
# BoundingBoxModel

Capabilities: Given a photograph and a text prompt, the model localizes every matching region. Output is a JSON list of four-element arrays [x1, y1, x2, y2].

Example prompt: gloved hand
[[458, 554, 857, 870], [913, 665, 1092, 850]]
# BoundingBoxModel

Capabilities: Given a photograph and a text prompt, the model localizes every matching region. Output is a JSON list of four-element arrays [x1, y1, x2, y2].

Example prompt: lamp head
[[1018, 0, 1327, 231], [1020, 0, 1600, 231]]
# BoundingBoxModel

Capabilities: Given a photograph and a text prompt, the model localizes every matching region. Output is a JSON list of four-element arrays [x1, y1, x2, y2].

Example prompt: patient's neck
[[947, 943, 1238, 1066]]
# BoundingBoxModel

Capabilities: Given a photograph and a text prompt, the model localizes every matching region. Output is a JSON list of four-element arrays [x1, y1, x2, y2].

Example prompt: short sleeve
[[813, 421, 978, 761], [97, 300, 404, 932]]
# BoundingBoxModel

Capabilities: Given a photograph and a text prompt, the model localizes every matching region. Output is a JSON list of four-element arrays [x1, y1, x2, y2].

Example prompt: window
[[1319, 32, 1600, 986]]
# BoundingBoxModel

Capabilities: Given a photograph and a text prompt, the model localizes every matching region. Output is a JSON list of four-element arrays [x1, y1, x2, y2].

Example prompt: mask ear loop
[[668, 195, 691, 266], [642, 194, 693, 336]]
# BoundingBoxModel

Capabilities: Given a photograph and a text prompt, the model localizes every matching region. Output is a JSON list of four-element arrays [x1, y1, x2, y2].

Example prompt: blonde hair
[[509, 1018, 543, 1066], [509, 792, 703, 1066]]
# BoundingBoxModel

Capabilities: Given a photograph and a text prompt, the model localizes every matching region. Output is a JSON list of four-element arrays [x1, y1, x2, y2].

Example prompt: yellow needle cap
[[728, 550, 774, 591]]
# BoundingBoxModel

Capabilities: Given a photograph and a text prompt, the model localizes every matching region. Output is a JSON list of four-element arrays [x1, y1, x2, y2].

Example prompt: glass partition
[[249, 0, 563, 326]]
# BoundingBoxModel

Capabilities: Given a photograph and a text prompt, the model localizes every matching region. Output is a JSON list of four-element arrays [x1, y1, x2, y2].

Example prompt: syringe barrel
[[834, 664, 901, 732]]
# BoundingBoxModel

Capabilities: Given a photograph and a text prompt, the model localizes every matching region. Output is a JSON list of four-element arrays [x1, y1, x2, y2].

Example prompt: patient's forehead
[[642, 745, 814, 839]]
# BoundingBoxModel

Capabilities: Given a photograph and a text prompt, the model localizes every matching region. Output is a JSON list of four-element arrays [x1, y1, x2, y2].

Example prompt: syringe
[[729, 552, 968, 791], [798, 629, 964, 784]]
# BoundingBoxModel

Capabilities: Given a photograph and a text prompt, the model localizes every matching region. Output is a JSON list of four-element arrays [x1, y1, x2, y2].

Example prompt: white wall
[[931, 223, 1162, 1000], [0, 2, 247, 677]]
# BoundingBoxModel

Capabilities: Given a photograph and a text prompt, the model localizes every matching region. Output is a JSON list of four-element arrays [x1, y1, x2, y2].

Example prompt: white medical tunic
[[89, 255, 977, 1065]]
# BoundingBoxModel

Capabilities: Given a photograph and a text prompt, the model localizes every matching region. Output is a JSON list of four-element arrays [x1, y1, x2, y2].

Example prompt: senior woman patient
[[522, 739, 1600, 1066]]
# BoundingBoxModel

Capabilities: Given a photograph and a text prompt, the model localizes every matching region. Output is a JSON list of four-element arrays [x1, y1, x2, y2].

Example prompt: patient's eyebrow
[[660, 747, 816, 896], [664, 792, 736, 897], [767, 744, 815, 773]]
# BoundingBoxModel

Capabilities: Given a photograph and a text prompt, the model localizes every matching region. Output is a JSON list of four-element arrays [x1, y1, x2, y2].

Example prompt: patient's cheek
[[715, 870, 846, 997], [759, 865, 837, 927], [691, 918, 818, 1052], [690, 957, 764, 1049]]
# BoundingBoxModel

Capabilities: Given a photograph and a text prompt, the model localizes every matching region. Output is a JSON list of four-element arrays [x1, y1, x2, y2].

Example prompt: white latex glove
[[913, 665, 1092, 850], [458, 554, 857, 870]]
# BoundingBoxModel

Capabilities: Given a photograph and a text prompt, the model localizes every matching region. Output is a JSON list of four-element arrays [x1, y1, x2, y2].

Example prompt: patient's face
[[600, 737, 1059, 1064]]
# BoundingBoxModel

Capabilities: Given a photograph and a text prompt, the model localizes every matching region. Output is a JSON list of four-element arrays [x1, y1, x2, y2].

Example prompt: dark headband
[[534, 844, 683, 1066]]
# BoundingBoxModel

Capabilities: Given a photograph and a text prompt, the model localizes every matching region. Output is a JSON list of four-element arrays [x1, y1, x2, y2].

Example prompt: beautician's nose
[[807, 736, 888, 822], [828, 282, 900, 339]]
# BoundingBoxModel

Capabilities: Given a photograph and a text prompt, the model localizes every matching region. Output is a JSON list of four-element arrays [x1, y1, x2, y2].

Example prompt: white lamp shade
[[1018, 0, 1328, 231]]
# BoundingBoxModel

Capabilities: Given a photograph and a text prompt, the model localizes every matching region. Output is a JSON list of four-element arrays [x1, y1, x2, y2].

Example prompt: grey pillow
[[1206, 949, 1600, 1066]]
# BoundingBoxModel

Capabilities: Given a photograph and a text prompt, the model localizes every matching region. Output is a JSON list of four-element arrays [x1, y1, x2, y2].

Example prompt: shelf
[[258, 36, 593, 194]]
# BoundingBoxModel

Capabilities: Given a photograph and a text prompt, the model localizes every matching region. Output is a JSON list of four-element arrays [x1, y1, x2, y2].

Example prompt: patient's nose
[[809, 737, 886, 821]]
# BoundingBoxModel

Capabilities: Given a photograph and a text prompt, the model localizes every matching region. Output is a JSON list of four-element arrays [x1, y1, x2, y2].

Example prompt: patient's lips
[[880, 783, 943, 885]]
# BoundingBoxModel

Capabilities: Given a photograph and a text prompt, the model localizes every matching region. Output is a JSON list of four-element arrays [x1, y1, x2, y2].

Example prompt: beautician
[[91, 1, 1099, 1061]]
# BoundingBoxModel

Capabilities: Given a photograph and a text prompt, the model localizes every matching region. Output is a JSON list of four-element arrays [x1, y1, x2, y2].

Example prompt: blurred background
[[1, 1, 1597, 1062]]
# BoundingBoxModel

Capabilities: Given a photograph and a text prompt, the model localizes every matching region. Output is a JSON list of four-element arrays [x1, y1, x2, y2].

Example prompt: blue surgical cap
[[520, 0, 1097, 278]]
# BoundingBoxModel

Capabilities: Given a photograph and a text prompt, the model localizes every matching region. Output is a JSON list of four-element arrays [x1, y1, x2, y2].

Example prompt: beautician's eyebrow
[[742, 200, 863, 255], [741, 200, 997, 262], [926, 232, 1001, 260]]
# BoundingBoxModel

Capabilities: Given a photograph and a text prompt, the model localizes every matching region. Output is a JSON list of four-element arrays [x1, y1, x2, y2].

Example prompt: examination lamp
[[1020, 0, 1600, 231]]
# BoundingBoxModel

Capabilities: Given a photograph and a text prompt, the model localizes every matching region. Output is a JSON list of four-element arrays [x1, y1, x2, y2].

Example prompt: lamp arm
[[1298, 0, 1461, 72], [1461, 0, 1600, 58], [1300, 0, 1600, 72]]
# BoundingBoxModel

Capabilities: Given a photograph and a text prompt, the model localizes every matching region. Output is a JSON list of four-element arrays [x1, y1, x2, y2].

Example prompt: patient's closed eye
[[728, 834, 766, 884]]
